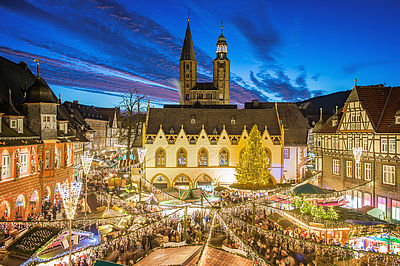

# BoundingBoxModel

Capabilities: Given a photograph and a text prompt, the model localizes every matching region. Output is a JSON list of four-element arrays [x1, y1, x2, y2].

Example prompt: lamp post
[[58, 179, 82, 265], [81, 155, 93, 216], [136, 148, 146, 203]]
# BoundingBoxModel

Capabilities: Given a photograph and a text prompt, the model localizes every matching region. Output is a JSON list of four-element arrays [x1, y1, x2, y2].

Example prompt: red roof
[[356, 85, 400, 133]]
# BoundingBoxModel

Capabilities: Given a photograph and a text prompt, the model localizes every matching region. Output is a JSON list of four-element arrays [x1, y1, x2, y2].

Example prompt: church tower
[[180, 19, 197, 104], [213, 23, 230, 104]]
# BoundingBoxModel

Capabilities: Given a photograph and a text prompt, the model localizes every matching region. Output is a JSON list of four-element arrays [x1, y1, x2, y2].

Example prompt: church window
[[177, 148, 187, 167], [219, 149, 229, 166], [185, 94, 189, 100], [186, 74, 189, 78], [186, 64, 189, 70], [156, 148, 166, 167], [198, 148, 208, 166], [186, 84, 189, 88]]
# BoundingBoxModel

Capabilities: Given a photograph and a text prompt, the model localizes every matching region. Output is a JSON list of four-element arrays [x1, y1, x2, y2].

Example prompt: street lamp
[[58, 179, 82, 265], [81, 155, 93, 216], [136, 148, 146, 203]]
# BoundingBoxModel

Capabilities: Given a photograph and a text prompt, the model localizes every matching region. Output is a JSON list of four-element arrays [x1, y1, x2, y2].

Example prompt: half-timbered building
[[314, 83, 400, 221]]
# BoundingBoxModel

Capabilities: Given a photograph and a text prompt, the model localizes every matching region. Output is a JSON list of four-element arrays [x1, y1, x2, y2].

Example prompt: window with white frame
[[41, 115, 56, 129], [392, 200, 400, 221], [346, 161, 352, 177], [354, 138, 360, 149], [345, 190, 352, 208], [364, 193, 372, 207], [333, 159, 340, 175], [10, 119, 17, 129], [67, 145, 71, 165], [2, 154, 10, 179], [389, 139, 396, 153], [363, 137, 368, 151], [355, 190, 363, 208], [20, 152, 28, 174], [348, 137, 353, 150], [356, 112, 361, 122], [381, 138, 388, 153], [355, 162, 361, 179], [351, 112, 355, 122], [317, 137, 321, 147], [383, 165, 395, 185], [396, 116, 400, 125], [364, 163, 371, 180], [17, 119, 23, 133], [284, 148, 290, 159]]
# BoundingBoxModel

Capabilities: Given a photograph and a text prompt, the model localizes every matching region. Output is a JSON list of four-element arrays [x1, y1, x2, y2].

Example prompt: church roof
[[180, 21, 196, 61], [146, 108, 281, 136]]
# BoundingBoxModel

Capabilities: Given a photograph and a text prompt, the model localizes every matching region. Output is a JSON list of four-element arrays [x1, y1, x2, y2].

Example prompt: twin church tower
[[180, 19, 230, 105]]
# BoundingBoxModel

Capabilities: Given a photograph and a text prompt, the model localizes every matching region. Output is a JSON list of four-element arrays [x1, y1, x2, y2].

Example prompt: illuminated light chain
[[198, 211, 216, 266], [139, 175, 179, 202], [58, 180, 82, 220], [216, 214, 269, 266], [81, 155, 93, 175], [221, 206, 400, 263]]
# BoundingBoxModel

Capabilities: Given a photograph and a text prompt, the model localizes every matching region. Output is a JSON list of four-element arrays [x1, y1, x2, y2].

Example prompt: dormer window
[[213, 128, 218, 135], [332, 120, 338, 127], [191, 115, 196, 124], [169, 127, 175, 134], [59, 122, 68, 134], [42, 115, 56, 129], [17, 118, 23, 133], [396, 117, 400, 125], [10, 119, 17, 129], [231, 116, 236, 125]]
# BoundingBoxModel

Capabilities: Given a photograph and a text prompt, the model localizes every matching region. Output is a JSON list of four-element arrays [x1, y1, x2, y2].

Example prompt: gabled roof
[[180, 21, 196, 61], [318, 108, 343, 133], [63, 101, 109, 121], [355, 85, 400, 133], [94, 106, 120, 126], [146, 108, 281, 136], [244, 101, 309, 145]]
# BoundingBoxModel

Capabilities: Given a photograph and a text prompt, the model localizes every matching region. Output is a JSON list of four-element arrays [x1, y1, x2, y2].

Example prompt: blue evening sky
[[0, 0, 399, 107]]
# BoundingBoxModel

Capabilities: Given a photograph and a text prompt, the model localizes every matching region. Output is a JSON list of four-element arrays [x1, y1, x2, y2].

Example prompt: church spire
[[216, 21, 227, 58], [180, 20, 196, 61]]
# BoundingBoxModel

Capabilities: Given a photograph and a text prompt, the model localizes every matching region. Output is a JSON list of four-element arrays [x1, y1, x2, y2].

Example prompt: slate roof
[[244, 101, 309, 146], [24, 77, 58, 104], [94, 107, 120, 126], [318, 109, 343, 133], [146, 108, 281, 136], [191, 82, 217, 91], [180, 21, 196, 61], [0, 56, 35, 107], [63, 101, 109, 121]]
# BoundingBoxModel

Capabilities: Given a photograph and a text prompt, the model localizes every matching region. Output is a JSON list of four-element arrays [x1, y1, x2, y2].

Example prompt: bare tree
[[119, 88, 146, 158]]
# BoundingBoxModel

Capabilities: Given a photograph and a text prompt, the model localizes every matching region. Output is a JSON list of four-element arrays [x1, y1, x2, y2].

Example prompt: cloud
[[249, 68, 314, 102], [342, 61, 392, 74]]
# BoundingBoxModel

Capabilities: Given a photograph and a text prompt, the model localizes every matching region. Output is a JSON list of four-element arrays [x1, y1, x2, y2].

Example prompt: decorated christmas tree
[[235, 125, 276, 187]]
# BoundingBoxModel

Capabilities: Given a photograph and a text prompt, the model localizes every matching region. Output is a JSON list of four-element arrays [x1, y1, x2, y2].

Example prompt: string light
[[58, 180, 82, 220]]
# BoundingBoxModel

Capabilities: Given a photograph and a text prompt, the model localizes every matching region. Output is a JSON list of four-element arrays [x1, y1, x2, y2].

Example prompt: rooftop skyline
[[0, 0, 399, 107]]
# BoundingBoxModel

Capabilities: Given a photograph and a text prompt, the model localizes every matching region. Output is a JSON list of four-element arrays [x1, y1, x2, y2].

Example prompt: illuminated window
[[364, 163, 371, 180], [346, 161, 352, 178], [348, 137, 353, 150], [389, 139, 396, 153], [333, 159, 340, 175], [2, 153, 10, 179], [392, 200, 400, 221], [156, 149, 166, 167], [362, 137, 368, 151], [45, 150, 50, 169], [355, 162, 361, 179], [219, 149, 229, 166], [177, 148, 187, 167], [381, 139, 388, 153], [364, 193, 372, 207], [383, 165, 395, 185], [198, 148, 208, 166], [20, 153, 28, 174], [378, 197, 386, 216]]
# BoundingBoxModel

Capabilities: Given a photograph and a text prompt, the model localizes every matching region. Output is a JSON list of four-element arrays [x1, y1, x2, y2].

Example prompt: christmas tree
[[236, 124, 276, 187]]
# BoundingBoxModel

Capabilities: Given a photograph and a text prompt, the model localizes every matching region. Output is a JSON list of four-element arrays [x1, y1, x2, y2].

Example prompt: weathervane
[[33, 58, 40, 77]]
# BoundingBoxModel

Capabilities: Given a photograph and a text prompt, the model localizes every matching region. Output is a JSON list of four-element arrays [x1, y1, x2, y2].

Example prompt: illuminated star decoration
[[81, 155, 93, 175], [58, 180, 83, 220]]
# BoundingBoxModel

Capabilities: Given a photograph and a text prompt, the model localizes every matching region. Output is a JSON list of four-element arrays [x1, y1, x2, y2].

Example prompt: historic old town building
[[245, 101, 309, 182], [314, 83, 400, 221], [0, 56, 87, 220], [143, 21, 285, 189]]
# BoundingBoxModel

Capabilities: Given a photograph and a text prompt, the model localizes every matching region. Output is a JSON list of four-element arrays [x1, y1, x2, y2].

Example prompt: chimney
[[73, 100, 79, 104], [59, 93, 61, 104]]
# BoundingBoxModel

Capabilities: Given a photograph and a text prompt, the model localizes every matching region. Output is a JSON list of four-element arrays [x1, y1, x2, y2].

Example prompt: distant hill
[[296, 90, 351, 126]]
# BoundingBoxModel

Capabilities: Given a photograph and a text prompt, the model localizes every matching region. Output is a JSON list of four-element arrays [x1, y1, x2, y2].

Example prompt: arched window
[[177, 148, 187, 167], [219, 149, 229, 166], [198, 148, 208, 166], [264, 148, 271, 166], [156, 148, 166, 167]]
